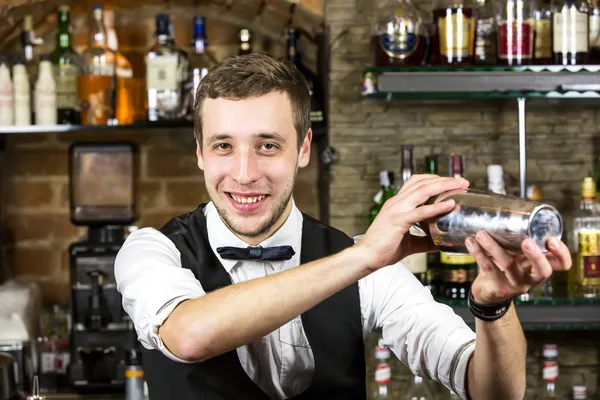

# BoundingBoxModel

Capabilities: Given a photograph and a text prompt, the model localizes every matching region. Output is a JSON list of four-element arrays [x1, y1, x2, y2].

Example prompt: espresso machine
[[66, 142, 138, 393]]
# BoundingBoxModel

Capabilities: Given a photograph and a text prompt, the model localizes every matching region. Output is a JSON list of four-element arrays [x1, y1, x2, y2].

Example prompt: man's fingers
[[400, 199, 456, 226], [522, 239, 553, 283], [465, 237, 506, 281], [545, 237, 572, 271], [399, 177, 469, 209], [397, 174, 440, 193], [473, 231, 514, 272]]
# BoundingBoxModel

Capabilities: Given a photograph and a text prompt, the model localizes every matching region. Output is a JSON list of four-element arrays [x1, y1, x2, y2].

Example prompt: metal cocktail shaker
[[413, 189, 563, 255]]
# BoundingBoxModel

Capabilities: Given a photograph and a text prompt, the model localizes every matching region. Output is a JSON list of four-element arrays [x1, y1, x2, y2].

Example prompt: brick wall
[[325, 0, 599, 397]]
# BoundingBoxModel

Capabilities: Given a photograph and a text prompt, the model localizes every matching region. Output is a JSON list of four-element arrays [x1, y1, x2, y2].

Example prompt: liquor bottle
[[21, 15, 43, 85], [146, 14, 188, 122], [430, 0, 477, 65], [104, 8, 134, 124], [487, 164, 506, 194], [474, 0, 498, 65], [552, 0, 590, 65], [440, 155, 478, 300], [572, 380, 588, 399], [186, 16, 216, 115], [425, 155, 442, 297], [238, 29, 252, 55], [590, 0, 600, 62], [369, 170, 397, 223], [50, 6, 81, 124], [13, 56, 31, 126], [34, 55, 57, 126], [533, 0, 553, 64], [286, 27, 324, 125], [370, 0, 430, 67], [78, 5, 115, 126], [0, 55, 13, 126], [497, 0, 535, 65], [567, 178, 600, 298], [400, 145, 428, 283], [375, 346, 391, 363], [373, 363, 392, 399], [405, 375, 434, 399], [539, 344, 559, 399]]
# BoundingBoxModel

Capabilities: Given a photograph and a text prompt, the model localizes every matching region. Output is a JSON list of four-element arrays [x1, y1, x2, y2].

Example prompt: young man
[[115, 53, 571, 400]]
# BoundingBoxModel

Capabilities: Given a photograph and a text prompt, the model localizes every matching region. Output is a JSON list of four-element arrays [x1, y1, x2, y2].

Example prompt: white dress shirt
[[114, 201, 476, 400]]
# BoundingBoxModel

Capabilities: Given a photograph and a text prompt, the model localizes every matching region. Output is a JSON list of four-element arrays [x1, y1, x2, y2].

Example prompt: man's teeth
[[231, 194, 266, 204]]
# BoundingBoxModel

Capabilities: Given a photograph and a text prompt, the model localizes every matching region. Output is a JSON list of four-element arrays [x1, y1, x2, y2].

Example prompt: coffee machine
[[66, 142, 138, 393]]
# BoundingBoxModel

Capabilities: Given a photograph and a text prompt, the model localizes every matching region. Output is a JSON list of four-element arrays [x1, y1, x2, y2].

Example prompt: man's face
[[197, 91, 311, 242]]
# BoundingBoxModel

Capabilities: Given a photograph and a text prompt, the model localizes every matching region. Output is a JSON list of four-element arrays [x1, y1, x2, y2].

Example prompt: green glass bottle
[[369, 170, 396, 224]]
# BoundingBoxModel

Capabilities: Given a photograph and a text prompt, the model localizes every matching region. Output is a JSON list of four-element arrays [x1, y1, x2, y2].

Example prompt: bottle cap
[[543, 344, 558, 358], [126, 348, 142, 366], [379, 170, 390, 187], [92, 4, 103, 11], [156, 14, 170, 35], [375, 346, 390, 360], [414, 375, 423, 384], [374, 363, 391, 384], [582, 177, 596, 201], [39, 54, 49, 61]]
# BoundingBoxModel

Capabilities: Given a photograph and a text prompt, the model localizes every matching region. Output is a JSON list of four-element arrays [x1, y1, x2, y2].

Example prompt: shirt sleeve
[[114, 227, 206, 363], [358, 261, 476, 400]]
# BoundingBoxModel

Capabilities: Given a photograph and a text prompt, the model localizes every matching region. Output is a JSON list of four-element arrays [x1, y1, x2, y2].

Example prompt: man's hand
[[357, 174, 470, 271], [467, 230, 572, 304]]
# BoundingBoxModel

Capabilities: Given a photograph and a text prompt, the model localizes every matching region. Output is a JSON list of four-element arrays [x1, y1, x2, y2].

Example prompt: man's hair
[[193, 53, 312, 149]]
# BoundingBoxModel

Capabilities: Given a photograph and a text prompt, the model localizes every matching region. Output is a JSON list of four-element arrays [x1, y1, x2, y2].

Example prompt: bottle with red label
[[496, 0, 535, 65], [539, 344, 559, 399], [373, 362, 392, 399]]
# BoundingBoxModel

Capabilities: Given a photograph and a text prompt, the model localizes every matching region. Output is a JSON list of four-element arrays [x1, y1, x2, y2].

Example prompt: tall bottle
[[369, 170, 397, 223], [0, 55, 13, 126], [373, 362, 392, 399], [286, 27, 324, 126], [538, 344, 559, 399], [431, 0, 477, 65], [370, 0, 430, 67], [104, 8, 134, 124], [146, 14, 188, 121], [35, 55, 57, 126], [21, 15, 43, 85], [186, 16, 216, 117], [590, 0, 600, 62], [50, 6, 80, 124], [238, 29, 252, 55], [440, 155, 478, 300], [13, 56, 31, 126], [533, 0, 553, 64], [552, 0, 590, 65], [400, 145, 428, 283], [474, 0, 498, 65], [425, 155, 442, 297], [497, 0, 535, 65], [78, 5, 115, 125]]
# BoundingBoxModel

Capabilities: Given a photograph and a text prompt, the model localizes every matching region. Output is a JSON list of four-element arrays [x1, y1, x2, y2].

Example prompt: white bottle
[[487, 164, 506, 195], [0, 55, 13, 126], [13, 57, 31, 126], [34, 56, 57, 125]]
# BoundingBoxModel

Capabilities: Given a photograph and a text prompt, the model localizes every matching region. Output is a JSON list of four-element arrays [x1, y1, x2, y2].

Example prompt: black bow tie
[[216, 245, 296, 261]]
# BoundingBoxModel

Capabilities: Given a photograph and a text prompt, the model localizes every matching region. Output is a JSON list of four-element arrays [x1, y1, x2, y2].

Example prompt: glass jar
[[371, 0, 431, 67], [496, 0, 535, 65], [431, 0, 478, 65]]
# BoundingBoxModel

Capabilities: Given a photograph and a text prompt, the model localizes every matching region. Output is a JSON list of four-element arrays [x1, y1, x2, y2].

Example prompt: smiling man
[[114, 53, 572, 400]]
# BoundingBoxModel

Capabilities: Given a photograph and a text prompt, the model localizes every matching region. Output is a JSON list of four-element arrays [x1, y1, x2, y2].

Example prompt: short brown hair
[[193, 53, 312, 149]]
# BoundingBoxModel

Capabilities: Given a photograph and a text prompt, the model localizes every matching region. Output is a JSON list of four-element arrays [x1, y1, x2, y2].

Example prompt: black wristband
[[467, 289, 512, 322]]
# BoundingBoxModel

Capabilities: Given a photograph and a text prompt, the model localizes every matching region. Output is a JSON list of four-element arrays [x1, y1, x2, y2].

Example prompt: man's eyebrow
[[206, 134, 232, 145], [253, 132, 287, 143]]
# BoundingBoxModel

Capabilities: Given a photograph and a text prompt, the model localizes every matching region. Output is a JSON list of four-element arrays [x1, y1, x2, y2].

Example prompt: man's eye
[[262, 143, 277, 151], [215, 143, 231, 150]]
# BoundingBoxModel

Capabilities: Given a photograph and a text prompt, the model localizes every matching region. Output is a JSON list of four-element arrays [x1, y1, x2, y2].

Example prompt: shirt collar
[[204, 200, 303, 273]]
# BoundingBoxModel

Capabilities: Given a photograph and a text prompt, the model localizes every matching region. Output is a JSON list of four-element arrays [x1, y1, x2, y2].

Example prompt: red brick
[[58, 182, 70, 208], [6, 247, 59, 277], [145, 150, 200, 178], [8, 181, 55, 208], [138, 181, 163, 210], [165, 181, 209, 207], [6, 214, 79, 242], [11, 149, 68, 176]]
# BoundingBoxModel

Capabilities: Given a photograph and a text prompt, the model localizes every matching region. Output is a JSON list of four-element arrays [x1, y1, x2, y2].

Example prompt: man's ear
[[196, 141, 204, 170], [298, 129, 312, 168]]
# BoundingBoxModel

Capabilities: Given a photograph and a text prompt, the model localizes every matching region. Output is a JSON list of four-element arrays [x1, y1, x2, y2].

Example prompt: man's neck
[[232, 200, 294, 246]]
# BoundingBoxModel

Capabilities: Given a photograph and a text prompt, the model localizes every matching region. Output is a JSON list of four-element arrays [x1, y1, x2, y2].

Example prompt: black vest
[[141, 204, 367, 400]]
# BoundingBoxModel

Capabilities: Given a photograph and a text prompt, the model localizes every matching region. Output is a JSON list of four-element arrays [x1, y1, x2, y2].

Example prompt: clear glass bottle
[[474, 0, 498, 64], [431, 0, 478, 65], [50, 6, 80, 124], [0, 54, 13, 126], [589, 0, 600, 62], [34, 55, 57, 126], [552, 0, 590, 65], [104, 8, 134, 124], [78, 5, 116, 126], [13, 56, 31, 126], [497, 0, 535, 65], [370, 0, 431, 66], [238, 29, 252, 55], [186, 16, 216, 115], [21, 15, 43, 86], [405, 375, 434, 399], [533, 0, 553, 64], [146, 14, 188, 121]]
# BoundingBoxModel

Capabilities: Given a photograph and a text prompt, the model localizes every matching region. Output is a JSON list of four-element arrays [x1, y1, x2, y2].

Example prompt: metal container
[[414, 189, 563, 255]]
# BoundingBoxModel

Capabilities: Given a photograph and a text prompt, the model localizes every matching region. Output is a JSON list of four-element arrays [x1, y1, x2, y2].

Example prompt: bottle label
[[438, 14, 474, 57], [125, 368, 144, 378], [402, 252, 428, 274], [443, 267, 477, 283], [35, 82, 57, 125], [582, 255, 600, 278], [534, 19, 552, 58], [543, 361, 559, 382], [0, 81, 13, 125], [498, 21, 534, 60], [590, 15, 600, 48], [77, 75, 113, 125], [475, 18, 496, 61], [379, 32, 419, 59], [41, 352, 56, 373], [440, 252, 476, 265], [374, 363, 391, 384], [553, 12, 589, 53], [146, 55, 179, 91], [55, 64, 78, 110]]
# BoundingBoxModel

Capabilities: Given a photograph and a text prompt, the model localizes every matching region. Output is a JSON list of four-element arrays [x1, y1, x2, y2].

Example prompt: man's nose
[[232, 149, 261, 185]]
